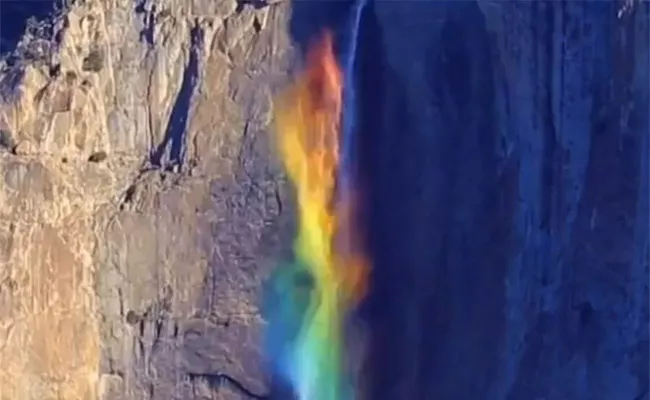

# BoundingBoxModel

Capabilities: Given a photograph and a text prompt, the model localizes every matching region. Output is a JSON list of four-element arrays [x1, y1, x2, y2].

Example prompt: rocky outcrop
[[0, 0, 294, 398], [0, 0, 647, 399]]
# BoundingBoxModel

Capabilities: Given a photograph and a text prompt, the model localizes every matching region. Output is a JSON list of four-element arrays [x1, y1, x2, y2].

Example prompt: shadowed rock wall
[[356, 1, 648, 399]]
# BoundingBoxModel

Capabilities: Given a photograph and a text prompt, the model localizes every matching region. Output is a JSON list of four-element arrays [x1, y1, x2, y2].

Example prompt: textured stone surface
[[0, 0, 647, 400], [356, 1, 648, 399], [0, 0, 293, 398]]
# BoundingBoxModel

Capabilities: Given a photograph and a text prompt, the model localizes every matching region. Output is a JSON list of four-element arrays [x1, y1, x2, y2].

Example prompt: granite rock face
[[355, 1, 648, 400], [0, 0, 294, 398], [0, 1, 647, 400]]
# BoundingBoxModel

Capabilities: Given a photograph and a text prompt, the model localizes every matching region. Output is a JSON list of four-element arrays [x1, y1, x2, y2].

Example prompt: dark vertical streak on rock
[[422, 2, 513, 398], [541, 1, 559, 234], [356, 0, 516, 398], [135, 0, 155, 47], [356, 2, 407, 398], [418, 9, 461, 398], [422, 10, 465, 399], [150, 22, 202, 169]]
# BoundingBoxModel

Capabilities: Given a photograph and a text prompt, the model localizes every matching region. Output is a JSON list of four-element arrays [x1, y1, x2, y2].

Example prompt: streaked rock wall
[[357, 1, 648, 399]]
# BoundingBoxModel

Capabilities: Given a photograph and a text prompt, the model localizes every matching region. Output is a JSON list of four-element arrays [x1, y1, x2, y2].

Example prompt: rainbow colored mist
[[262, 31, 368, 400]]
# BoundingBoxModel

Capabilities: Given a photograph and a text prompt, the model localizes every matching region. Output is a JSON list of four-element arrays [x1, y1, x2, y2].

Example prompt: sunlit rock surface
[[0, 0, 294, 398], [0, 0, 647, 399]]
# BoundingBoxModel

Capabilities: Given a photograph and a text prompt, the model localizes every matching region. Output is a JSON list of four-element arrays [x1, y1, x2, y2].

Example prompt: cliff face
[[0, 0, 294, 398], [0, 1, 647, 400], [356, 1, 648, 399]]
